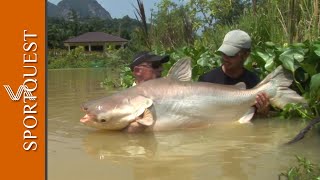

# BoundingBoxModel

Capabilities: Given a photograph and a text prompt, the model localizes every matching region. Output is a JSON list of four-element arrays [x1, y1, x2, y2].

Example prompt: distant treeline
[[47, 15, 141, 49]]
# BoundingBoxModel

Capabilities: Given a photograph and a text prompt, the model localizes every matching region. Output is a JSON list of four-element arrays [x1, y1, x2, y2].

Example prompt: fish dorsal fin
[[167, 57, 192, 81], [234, 82, 246, 90]]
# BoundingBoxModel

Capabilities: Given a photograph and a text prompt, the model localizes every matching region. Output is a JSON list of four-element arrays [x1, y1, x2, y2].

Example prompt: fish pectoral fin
[[238, 107, 255, 124], [167, 57, 192, 81], [136, 109, 154, 126], [129, 95, 153, 118]]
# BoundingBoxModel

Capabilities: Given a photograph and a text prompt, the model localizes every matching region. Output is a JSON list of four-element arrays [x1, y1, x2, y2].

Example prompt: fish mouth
[[80, 114, 90, 123], [80, 114, 95, 124], [80, 104, 93, 123]]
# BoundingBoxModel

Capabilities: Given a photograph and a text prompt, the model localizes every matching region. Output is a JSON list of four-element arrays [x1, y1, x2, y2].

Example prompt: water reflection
[[82, 131, 158, 160], [80, 122, 303, 180]]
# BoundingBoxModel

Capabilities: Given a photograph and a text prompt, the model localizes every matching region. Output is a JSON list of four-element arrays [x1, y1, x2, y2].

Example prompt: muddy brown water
[[48, 68, 320, 180]]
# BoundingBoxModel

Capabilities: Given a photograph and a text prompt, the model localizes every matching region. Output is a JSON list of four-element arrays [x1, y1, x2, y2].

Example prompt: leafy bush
[[250, 40, 320, 118], [279, 156, 320, 180], [48, 47, 134, 69]]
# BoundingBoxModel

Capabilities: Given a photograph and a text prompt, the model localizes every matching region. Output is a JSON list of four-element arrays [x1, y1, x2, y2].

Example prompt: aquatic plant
[[279, 155, 320, 180]]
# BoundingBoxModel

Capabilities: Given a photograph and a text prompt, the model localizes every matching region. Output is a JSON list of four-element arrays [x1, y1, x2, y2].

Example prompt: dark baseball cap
[[130, 51, 169, 70]]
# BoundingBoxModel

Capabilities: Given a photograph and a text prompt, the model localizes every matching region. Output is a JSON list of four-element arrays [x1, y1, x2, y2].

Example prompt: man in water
[[125, 51, 170, 132], [130, 51, 170, 86]]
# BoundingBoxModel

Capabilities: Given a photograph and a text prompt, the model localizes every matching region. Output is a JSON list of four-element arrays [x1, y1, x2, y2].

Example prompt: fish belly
[[149, 94, 253, 131]]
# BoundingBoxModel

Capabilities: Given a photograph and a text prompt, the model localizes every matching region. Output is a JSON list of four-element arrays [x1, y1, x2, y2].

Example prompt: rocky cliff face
[[47, 0, 112, 20], [47, 2, 60, 17]]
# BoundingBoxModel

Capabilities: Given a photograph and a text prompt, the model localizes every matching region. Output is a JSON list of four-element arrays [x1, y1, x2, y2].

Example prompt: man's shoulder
[[243, 68, 260, 79], [242, 68, 260, 88], [198, 66, 224, 82]]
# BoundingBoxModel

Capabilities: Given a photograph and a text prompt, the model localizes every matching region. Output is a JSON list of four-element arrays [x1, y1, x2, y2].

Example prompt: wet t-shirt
[[198, 66, 260, 89]]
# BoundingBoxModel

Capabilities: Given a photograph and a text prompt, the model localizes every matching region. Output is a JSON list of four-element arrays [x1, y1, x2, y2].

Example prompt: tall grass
[[236, 0, 320, 45]]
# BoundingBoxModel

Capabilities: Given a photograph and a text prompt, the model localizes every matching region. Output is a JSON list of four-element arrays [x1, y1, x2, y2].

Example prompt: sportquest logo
[[3, 85, 36, 101], [1, 30, 40, 151]]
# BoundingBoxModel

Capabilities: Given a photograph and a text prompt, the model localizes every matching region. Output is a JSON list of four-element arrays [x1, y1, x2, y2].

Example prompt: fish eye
[[100, 119, 106, 123]]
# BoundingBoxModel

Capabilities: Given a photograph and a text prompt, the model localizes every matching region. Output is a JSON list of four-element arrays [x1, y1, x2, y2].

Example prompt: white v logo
[[3, 85, 35, 101]]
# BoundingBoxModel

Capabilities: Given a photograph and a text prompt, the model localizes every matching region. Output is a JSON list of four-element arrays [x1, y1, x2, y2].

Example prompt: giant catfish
[[80, 58, 306, 132]]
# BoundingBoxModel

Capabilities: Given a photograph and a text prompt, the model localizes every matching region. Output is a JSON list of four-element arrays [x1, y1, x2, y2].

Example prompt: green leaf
[[310, 73, 320, 93], [287, 167, 298, 178], [265, 60, 276, 72], [265, 41, 275, 47], [314, 44, 320, 57], [280, 49, 304, 60], [279, 58, 299, 73], [197, 51, 213, 67], [197, 57, 209, 67], [254, 50, 275, 71], [279, 49, 304, 72], [257, 51, 275, 62], [300, 63, 317, 76], [292, 43, 306, 48]]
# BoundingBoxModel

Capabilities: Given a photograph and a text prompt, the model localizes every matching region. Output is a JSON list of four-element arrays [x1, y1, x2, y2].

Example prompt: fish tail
[[256, 66, 306, 109]]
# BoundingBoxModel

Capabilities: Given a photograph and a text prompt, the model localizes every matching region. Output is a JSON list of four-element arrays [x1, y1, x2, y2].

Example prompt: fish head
[[80, 94, 154, 130]]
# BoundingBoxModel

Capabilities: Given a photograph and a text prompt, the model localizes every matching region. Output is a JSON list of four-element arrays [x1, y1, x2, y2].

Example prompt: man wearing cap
[[130, 51, 170, 86], [124, 51, 169, 133], [198, 30, 270, 115]]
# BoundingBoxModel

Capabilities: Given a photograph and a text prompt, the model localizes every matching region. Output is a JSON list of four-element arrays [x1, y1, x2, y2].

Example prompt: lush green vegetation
[[48, 15, 141, 49], [279, 156, 320, 180], [48, 47, 133, 69]]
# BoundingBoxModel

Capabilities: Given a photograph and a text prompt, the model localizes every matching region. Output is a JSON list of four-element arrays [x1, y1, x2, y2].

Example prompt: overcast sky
[[48, 0, 184, 19]]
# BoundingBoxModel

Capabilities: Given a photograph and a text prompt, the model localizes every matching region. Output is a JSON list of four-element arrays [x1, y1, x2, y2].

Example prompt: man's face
[[135, 61, 163, 82], [221, 50, 248, 70]]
